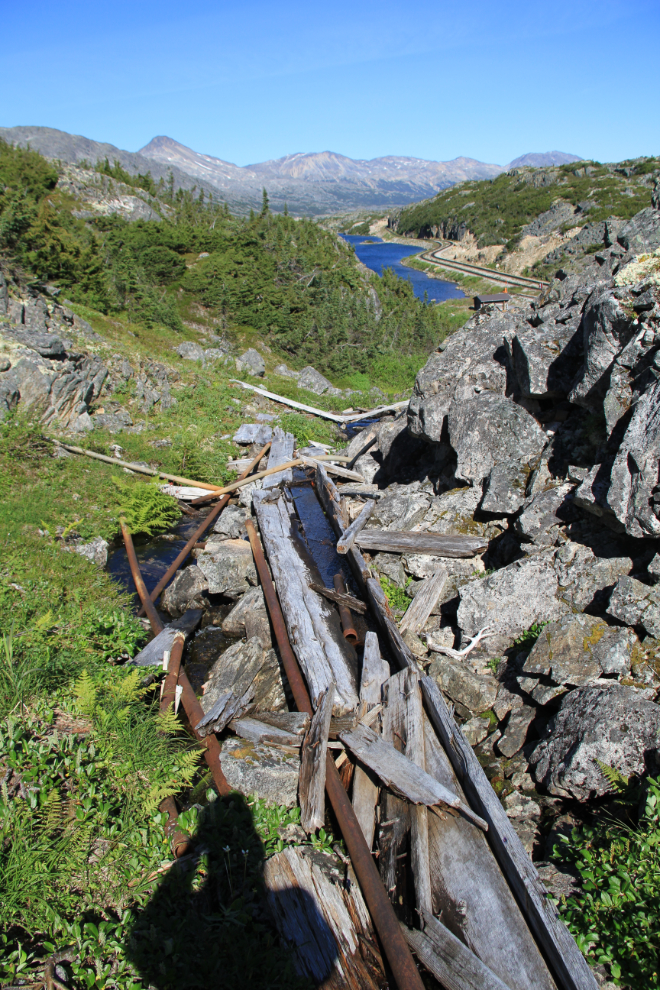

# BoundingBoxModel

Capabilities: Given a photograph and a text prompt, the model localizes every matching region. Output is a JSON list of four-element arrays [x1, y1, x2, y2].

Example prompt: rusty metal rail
[[245, 518, 425, 990]]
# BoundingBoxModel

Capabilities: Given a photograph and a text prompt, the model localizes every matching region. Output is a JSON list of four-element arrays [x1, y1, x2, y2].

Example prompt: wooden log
[[309, 583, 367, 614], [264, 427, 295, 488], [231, 377, 409, 423], [403, 914, 512, 990], [300, 456, 366, 483], [401, 668, 433, 919], [229, 715, 303, 747], [379, 670, 412, 922], [263, 844, 386, 989], [399, 569, 449, 637], [352, 632, 390, 849], [196, 638, 268, 736], [253, 710, 310, 735], [421, 675, 597, 990], [340, 722, 486, 829], [337, 500, 376, 554], [300, 684, 335, 832], [422, 710, 557, 990], [253, 488, 359, 713], [356, 530, 488, 557]]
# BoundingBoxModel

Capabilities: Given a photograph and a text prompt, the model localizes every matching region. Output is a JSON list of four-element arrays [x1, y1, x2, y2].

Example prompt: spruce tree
[[261, 187, 269, 215]]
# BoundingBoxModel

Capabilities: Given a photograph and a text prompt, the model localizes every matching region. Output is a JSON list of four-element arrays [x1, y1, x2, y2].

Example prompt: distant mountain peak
[[506, 151, 583, 170]]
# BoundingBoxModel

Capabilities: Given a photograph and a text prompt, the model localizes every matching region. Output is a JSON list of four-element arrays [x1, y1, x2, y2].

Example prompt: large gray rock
[[522, 613, 631, 687], [448, 393, 547, 485], [176, 341, 205, 362], [236, 348, 265, 377], [498, 705, 537, 758], [222, 585, 267, 636], [161, 565, 209, 617], [196, 539, 257, 598], [554, 540, 631, 611], [568, 286, 637, 411], [219, 736, 300, 806], [213, 504, 250, 539], [607, 575, 660, 637], [297, 365, 339, 394], [529, 684, 660, 800], [457, 550, 567, 653], [92, 409, 133, 432], [481, 460, 529, 515], [509, 319, 581, 398], [514, 483, 576, 546], [408, 316, 515, 443], [232, 423, 273, 445], [428, 657, 499, 714], [0, 347, 107, 429], [72, 536, 108, 567], [617, 205, 660, 254], [606, 377, 660, 538], [368, 488, 431, 531]]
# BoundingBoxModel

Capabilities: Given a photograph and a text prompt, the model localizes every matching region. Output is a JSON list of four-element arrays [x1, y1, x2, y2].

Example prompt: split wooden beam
[[399, 569, 448, 638], [400, 668, 433, 919], [300, 684, 335, 832], [231, 377, 409, 423], [352, 632, 389, 850], [403, 912, 512, 990], [309, 583, 367, 614], [337, 499, 376, 554], [355, 529, 488, 558], [300, 455, 366, 483]]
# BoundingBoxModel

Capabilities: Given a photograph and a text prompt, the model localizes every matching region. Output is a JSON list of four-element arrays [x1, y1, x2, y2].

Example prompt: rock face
[[219, 736, 300, 807], [195, 539, 257, 598], [428, 657, 498, 713], [297, 365, 340, 395], [236, 348, 265, 377], [522, 614, 626, 687], [607, 575, 660, 637], [529, 684, 660, 800], [161, 565, 209, 617]]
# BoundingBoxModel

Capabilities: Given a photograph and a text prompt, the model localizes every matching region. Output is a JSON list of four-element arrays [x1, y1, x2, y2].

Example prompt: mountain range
[[0, 126, 582, 215]]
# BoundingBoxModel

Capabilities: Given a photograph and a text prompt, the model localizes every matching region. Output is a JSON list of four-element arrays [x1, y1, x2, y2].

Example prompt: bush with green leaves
[[552, 776, 660, 988]]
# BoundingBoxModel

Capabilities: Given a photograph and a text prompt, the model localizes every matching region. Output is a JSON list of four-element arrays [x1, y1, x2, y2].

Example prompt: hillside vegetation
[[0, 140, 459, 388], [394, 157, 660, 251]]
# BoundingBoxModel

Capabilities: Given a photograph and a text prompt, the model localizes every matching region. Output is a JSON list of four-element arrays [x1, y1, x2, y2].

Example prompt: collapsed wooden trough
[[125, 431, 597, 990]]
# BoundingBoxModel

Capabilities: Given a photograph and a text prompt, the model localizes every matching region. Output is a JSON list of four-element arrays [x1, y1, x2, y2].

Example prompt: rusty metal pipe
[[160, 633, 185, 713], [190, 440, 272, 506], [245, 519, 425, 990], [120, 519, 163, 631], [333, 573, 358, 645], [137, 442, 271, 615]]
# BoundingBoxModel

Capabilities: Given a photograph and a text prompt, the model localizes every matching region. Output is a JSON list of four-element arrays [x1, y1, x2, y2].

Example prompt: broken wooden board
[[253, 487, 359, 713], [421, 675, 596, 990], [300, 684, 335, 832], [251, 710, 310, 735], [229, 716, 303, 747], [352, 632, 389, 849], [300, 456, 366, 483], [399, 569, 448, 637], [263, 427, 295, 488], [356, 530, 488, 557], [404, 912, 511, 990], [309, 583, 367, 614], [263, 845, 386, 990], [196, 637, 267, 736], [340, 722, 486, 829], [379, 665, 412, 922], [337, 500, 376, 554], [398, 668, 433, 919], [129, 609, 203, 666], [422, 708, 558, 990]]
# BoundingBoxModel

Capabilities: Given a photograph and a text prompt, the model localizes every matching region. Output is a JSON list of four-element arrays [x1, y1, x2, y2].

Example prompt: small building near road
[[474, 293, 512, 311]]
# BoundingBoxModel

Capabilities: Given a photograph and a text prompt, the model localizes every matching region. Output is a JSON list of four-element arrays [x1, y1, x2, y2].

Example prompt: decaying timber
[[352, 632, 389, 849], [404, 913, 512, 990], [337, 499, 376, 554], [264, 427, 295, 488], [229, 715, 303, 747], [356, 529, 488, 557], [399, 669, 433, 918], [196, 637, 268, 736], [130, 609, 203, 666], [399, 569, 448, 637], [300, 684, 335, 832], [309, 583, 368, 614]]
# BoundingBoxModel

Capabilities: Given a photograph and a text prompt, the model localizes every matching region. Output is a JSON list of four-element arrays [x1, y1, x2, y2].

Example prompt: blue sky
[[2, 0, 658, 166]]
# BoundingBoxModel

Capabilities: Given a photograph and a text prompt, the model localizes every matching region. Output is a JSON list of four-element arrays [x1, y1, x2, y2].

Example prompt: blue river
[[340, 234, 464, 304]]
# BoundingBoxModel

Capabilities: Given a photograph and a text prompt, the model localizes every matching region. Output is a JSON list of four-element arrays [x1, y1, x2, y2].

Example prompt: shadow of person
[[124, 793, 328, 990]]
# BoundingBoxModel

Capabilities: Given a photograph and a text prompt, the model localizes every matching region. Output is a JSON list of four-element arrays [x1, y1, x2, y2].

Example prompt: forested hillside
[[0, 140, 457, 386]]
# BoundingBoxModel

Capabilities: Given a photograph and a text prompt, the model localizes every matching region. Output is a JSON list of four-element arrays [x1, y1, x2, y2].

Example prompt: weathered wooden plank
[[403, 914, 512, 990], [309, 583, 367, 614], [352, 632, 389, 849], [263, 845, 385, 990], [300, 684, 335, 832], [129, 609, 203, 666], [421, 676, 598, 990], [356, 529, 488, 557], [339, 722, 486, 829], [263, 426, 295, 487], [300, 455, 366, 483], [229, 716, 303, 746], [337, 500, 376, 554], [196, 637, 267, 736], [254, 710, 310, 735], [380, 667, 412, 922], [195, 689, 253, 737], [422, 711, 557, 990], [399, 569, 449, 637], [231, 377, 408, 423], [401, 669, 433, 919], [253, 488, 359, 713]]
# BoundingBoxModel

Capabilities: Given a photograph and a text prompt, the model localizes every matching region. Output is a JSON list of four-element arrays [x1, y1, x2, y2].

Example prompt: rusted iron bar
[[333, 573, 358, 645], [245, 518, 425, 990], [137, 442, 272, 615], [189, 452, 355, 506], [54, 441, 224, 490], [121, 526, 231, 799]]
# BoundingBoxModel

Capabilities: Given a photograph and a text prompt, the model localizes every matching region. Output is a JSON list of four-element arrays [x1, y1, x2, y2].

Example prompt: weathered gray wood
[[196, 689, 253, 736], [403, 914, 512, 990], [263, 427, 295, 487], [196, 637, 267, 736], [421, 676, 598, 990], [422, 712, 557, 990], [314, 462, 371, 585], [356, 529, 488, 557], [263, 844, 385, 989], [366, 577, 419, 672], [399, 569, 449, 637], [309, 583, 367, 614], [300, 684, 335, 832], [232, 377, 408, 423], [352, 632, 389, 849], [233, 423, 273, 445], [129, 609, 203, 666], [339, 723, 486, 829], [253, 488, 359, 713], [300, 455, 366, 483], [229, 716, 303, 746], [380, 666, 412, 920], [337, 500, 376, 554], [254, 710, 310, 735], [401, 669, 433, 919]]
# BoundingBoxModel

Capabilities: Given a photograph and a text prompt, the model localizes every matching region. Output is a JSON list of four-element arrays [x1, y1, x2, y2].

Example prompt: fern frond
[[596, 759, 629, 792], [114, 480, 181, 537], [156, 708, 181, 736], [75, 670, 97, 713]]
